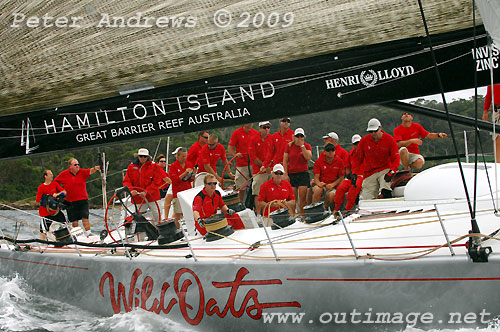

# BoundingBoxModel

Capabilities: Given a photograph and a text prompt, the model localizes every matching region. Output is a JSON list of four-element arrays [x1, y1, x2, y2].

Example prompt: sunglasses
[[159, 160, 166, 163], [261, 126, 271, 129], [206, 182, 218, 186], [368, 130, 378, 133], [274, 172, 284, 175], [280, 119, 290, 123], [72, 163, 80, 166], [201, 135, 209, 139], [208, 143, 217, 147], [139, 155, 148, 158], [325, 149, 335, 152], [295, 134, 304, 138]]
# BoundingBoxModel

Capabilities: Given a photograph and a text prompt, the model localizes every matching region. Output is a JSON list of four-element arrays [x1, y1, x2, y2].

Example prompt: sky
[[402, 87, 487, 103]]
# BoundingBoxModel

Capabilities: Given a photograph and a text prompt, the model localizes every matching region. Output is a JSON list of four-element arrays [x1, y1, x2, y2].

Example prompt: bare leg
[[298, 186, 307, 215], [410, 158, 424, 170], [163, 194, 173, 219], [496, 136, 500, 163], [82, 218, 90, 231], [400, 149, 409, 170], [312, 186, 324, 203]]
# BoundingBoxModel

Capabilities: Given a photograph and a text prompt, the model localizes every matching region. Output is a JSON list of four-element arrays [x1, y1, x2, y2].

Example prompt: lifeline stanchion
[[434, 204, 455, 256], [179, 220, 197, 262], [338, 211, 359, 259]]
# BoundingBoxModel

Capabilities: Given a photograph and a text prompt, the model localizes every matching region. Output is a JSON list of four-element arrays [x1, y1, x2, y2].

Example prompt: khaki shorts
[[172, 198, 182, 214], [315, 186, 336, 201], [361, 169, 391, 200], [399, 147, 425, 167], [235, 166, 251, 189], [252, 173, 271, 196]]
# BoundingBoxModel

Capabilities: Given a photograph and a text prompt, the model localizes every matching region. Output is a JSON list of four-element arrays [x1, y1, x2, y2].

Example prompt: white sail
[[477, 0, 500, 49]]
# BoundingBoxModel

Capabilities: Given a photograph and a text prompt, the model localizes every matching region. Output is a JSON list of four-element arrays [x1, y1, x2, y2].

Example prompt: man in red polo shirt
[[322, 132, 349, 166], [197, 134, 233, 184], [123, 148, 163, 223], [334, 134, 364, 213], [271, 117, 294, 166], [483, 84, 500, 162], [187, 131, 209, 168], [248, 121, 275, 208], [54, 158, 100, 232], [228, 123, 258, 202], [257, 164, 296, 225], [393, 112, 447, 170], [169, 147, 194, 222], [312, 143, 345, 208], [355, 118, 400, 200], [192, 174, 234, 236]]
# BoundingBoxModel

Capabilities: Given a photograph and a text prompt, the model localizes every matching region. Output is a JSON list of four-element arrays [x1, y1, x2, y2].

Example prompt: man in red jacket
[[355, 118, 400, 200], [312, 143, 345, 208], [54, 158, 100, 232], [169, 147, 194, 222], [123, 148, 163, 223]]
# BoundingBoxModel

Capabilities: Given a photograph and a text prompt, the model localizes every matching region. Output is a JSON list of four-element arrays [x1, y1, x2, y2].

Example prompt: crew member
[[283, 128, 312, 215], [123, 148, 163, 223], [312, 143, 344, 208], [192, 174, 235, 235], [228, 123, 258, 202], [187, 131, 209, 169], [271, 117, 294, 166], [334, 134, 364, 213], [36, 170, 67, 240], [54, 158, 100, 232], [322, 132, 349, 165], [248, 121, 274, 209], [197, 134, 234, 185], [483, 84, 500, 162], [155, 154, 171, 200], [354, 118, 400, 200], [169, 147, 194, 222], [393, 112, 447, 170], [257, 164, 296, 225]]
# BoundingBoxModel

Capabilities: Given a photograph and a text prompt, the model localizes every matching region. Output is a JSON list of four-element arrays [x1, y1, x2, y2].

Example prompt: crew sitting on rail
[[36, 169, 67, 240], [192, 174, 236, 236]]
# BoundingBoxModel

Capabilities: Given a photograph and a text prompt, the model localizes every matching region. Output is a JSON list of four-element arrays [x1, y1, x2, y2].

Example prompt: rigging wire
[[417, 0, 478, 233]]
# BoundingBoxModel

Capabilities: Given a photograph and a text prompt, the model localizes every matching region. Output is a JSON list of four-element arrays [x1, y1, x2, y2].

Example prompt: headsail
[[476, 0, 500, 49]]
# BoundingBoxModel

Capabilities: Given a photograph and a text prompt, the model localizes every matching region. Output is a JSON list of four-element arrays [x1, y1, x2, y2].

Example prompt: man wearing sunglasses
[[354, 118, 400, 200], [192, 174, 235, 236], [123, 148, 163, 222], [187, 131, 209, 169], [228, 123, 259, 202], [248, 121, 275, 209], [197, 134, 234, 184], [257, 164, 295, 224], [54, 158, 100, 233], [271, 117, 294, 166], [169, 147, 194, 222], [312, 143, 345, 208], [394, 112, 447, 171]]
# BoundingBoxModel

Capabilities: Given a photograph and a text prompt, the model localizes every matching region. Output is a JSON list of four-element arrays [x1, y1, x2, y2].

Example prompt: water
[[0, 210, 499, 332]]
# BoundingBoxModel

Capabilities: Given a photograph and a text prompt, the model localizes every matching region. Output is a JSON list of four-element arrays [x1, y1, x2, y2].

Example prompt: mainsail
[[0, 0, 498, 160]]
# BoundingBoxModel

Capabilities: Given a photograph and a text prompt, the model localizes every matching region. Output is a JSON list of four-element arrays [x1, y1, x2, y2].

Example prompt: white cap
[[367, 118, 381, 132], [272, 164, 285, 173], [259, 121, 271, 127], [137, 148, 150, 157], [322, 132, 339, 140], [294, 128, 305, 136], [351, 134, 362, 144], [172, 146, 182, 155]]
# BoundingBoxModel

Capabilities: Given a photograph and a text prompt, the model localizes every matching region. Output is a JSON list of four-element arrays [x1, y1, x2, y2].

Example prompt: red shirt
[[192, 188, 226, 235], [393, 123, 429, 154], [36, 182, 64, 217], [334, 145, 349, 165], [258, 179, 295, 216], [229, 127, 259, 167], [198, 143, 227, 173], [187, 141, 203, 167], [123, 160, 162, 203], [169, 160, 194, 198], [271, 129, 294, 165], [347, 146, 364, 175], [54, 168, 91, 202], [285, 143, 312, 174], [313, 154, 345, 184], [356, 131, 400, 178], [248, 133, 274, 173], [484, 84, 500, 110]]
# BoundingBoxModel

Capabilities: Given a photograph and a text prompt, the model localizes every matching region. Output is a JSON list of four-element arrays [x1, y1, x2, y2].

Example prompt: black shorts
[[40, 211, 66, 232], [67, 199, 89, 222], [289, 171, 310, 188]]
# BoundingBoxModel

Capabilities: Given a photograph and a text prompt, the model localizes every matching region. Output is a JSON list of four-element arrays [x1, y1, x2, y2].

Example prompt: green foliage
[[0, 96, 493, 205]]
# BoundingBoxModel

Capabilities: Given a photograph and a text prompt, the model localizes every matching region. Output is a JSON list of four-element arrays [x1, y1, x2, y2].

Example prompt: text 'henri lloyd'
[[325, 66, 415, 89], [99, 267, 301, 325]]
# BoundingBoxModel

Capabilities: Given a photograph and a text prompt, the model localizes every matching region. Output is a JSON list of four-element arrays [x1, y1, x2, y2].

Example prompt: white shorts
[[399, 147, 425, 166]]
